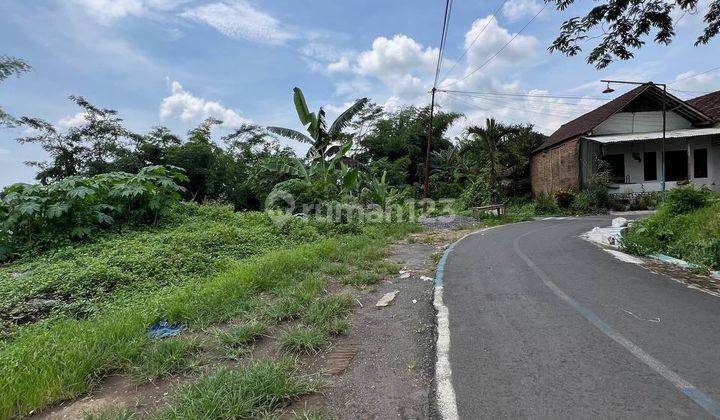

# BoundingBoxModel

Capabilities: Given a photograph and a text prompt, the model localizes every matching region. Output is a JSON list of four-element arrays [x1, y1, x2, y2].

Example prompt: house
[[530, 84, 720, 195]]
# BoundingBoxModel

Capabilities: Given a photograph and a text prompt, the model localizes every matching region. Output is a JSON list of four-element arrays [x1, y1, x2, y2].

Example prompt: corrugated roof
[[687, 90, 720, 121], [533, 84, 713, 153], [583, 127, 720, 143]]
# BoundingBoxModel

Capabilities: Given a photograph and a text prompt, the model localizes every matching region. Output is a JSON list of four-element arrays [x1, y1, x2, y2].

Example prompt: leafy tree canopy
[[0, 56, 31, 128], [548, 0, 720, 68]]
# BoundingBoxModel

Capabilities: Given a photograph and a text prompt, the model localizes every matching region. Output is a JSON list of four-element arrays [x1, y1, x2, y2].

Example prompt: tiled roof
[[687, 90, 720, 121], [534, 85, 648, 153], [534, 84, 715, 153]]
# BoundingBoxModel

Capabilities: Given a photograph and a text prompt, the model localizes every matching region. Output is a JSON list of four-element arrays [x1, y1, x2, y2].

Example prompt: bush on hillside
[[459, 177, 492, 209], [553, 189, 575, 209], [0, 165, 187, 261], [622, 191, 720, 269], [662, 185, 711, 216], [534, 192, 558, 214]]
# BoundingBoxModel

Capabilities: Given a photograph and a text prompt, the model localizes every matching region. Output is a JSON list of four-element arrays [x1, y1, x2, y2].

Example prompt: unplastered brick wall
[[531, 138, 580, 195]]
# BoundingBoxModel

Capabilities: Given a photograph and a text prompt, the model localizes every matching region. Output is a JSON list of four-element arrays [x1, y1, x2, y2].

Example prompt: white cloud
[[181, 1, 296, 45], [57, 112, 88, 129], [464, 16, 538, 70], [670, 70, 720, 93], [71, 0, 144, 24], [70, 0, 188, 24], [355, 35, 438, 80], [502, 0, 544, 22], [327, 56, 351, 73], [0, 148, 10, 155], [160, 80, 252, 128]]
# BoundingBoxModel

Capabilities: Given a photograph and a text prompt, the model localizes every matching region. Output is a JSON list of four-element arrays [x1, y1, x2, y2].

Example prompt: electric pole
[[423, 87, 437, 211]]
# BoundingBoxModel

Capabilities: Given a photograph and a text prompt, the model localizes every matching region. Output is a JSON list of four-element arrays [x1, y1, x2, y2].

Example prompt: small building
[[530, 84, 720, 195]]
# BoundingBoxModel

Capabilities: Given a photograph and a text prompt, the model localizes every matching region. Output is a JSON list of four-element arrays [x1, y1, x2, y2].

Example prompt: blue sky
[[1, 0, 718, 186]]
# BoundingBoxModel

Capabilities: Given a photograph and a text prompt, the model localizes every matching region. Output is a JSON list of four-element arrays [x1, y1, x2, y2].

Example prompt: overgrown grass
[[0, 203, 326, 334], [279, 326, 329, 354], [215, 321, 267, 349], [129, 337, 203, 383], [155, 359, 316, 419], [0, 219, 417, 418], [623, 198, 720, 269]]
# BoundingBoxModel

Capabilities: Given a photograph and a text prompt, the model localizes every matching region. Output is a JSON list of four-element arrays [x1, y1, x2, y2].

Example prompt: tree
[[548, 0, 720, 68], [466, 119, 511, 204], [1, 56, 31, 127], [267, 87, 369, 159], [18, 96, 140, 184], [357, 106, 462, 188]]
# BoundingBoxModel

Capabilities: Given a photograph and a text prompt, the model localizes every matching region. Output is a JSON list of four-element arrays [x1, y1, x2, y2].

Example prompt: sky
[[1, 0, 718, 186]]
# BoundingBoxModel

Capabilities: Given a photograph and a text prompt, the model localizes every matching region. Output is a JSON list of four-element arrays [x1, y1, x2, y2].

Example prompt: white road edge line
[[514, 226, 720, 419], [433, 225, 512, 419]]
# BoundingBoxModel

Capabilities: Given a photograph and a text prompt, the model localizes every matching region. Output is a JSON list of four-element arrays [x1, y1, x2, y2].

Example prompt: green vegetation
[[0, 165, 186, 260], [280, 326, 330, 354], [155, 359, 316, 419], [216, 321, 267, 349], [623, 186, 720, 269], [0, 203, 325, 334], [129, 337, 203, 383], [0, 218, 415, 418]]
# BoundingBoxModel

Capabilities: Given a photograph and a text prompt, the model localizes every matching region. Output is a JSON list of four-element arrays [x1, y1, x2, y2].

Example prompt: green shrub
[[534, 192, 557, 214], [0, 205, 329, 329], [553, 189, 575, 209], [662, 185, 711, 216], [460, 177, 492, 209], [0, 165, 187, 261], [623, 199, 720, 269]]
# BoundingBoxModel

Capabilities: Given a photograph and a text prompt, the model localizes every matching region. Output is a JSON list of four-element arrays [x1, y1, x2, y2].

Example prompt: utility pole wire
[[439, 3, 547, 90], [424, 0, 453, 209], [668, 65, 720, 85], [438, 0, 508, 85]]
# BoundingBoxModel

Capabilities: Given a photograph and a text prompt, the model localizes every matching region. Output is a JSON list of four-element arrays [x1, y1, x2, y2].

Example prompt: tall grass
[[0, 222, 416, 418]]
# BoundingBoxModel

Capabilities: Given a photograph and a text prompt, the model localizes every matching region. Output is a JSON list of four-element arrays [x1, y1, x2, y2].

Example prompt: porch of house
[[580, 128, 720, 194]]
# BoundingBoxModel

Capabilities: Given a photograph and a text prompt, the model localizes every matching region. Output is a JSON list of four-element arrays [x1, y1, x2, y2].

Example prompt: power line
[[438, 0, 508, 85], [669, 65, 720, 85], [439, 2, 547, 90], [441, 91, 605, 112], [433, 0, 454, 87], [443, 91, 581, 119], [438, 89, 609, 101], [442, 92, 560, 131], [425, 0, 454, 207]]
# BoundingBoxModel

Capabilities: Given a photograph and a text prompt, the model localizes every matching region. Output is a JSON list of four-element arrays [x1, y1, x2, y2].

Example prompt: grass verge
[[0, 222, 416, 418]]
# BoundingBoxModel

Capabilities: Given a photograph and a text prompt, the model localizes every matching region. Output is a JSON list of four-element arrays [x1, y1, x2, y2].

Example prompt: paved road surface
[[443, 217, 720, 419]]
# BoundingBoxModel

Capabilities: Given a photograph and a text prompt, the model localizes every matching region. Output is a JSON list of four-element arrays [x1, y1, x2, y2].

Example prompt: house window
[[643, 152, 657, 181], [604, 154, 625, 183], [694, 148, 708, 178], [664, 150, 688, 181]]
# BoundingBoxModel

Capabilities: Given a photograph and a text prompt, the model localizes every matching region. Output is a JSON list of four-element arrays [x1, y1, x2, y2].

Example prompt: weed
[[129, 337, 203, 383], [279, 326, 328, 354], [216, 322, 267, 349], [0, 222, 415, 418], [156, 359, 316, 419]]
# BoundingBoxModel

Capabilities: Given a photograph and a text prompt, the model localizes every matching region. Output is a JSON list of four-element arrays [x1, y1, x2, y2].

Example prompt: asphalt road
[[443, 217, 720, 419]]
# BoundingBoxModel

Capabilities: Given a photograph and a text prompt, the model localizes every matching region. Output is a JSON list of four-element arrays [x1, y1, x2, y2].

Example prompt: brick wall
[[530, 138, 580, 195]]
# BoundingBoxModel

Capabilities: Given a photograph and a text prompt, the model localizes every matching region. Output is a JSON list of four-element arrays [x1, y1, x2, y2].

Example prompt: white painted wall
[[594, 111, 692, 135], [603, 136, 719, 193]]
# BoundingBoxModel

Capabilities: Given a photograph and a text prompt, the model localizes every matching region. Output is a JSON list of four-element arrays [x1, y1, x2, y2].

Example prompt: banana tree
[[267, 87, 368, 160], [262, 139, 359, 195]]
